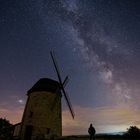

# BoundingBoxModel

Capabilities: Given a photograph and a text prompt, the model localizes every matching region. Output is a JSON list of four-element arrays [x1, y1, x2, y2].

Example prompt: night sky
[[0, 0, 140, 135]]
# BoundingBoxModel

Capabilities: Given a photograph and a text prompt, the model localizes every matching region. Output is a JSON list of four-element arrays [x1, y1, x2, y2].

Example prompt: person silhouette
[[88, 123, 96, 140]]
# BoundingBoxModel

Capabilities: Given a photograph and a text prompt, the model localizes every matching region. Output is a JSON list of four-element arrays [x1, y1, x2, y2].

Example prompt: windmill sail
[[61, 88, 75, 119], [63, 76, 69, 88], [50, 51, 75, 119], [50, 51, 63, 84]]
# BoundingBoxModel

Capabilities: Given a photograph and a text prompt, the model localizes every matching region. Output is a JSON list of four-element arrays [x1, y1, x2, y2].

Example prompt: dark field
[[59, 135, 140, 140]]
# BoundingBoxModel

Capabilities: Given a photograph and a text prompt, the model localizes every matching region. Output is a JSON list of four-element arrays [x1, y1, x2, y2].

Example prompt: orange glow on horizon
[[1, 105, 140, 135]]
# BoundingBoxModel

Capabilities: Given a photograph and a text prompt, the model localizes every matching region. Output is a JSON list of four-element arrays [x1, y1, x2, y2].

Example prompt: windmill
[[50, 51, 75, 119], [20, 51, 75, 140]]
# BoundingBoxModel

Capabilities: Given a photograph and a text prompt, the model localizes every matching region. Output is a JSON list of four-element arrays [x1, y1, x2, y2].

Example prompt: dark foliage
[[0, 118, 13, 140], [124, 126, 140, 138]]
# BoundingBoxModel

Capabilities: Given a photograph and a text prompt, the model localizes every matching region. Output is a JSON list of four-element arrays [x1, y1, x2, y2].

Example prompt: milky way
[[40, 0, 140, 108]]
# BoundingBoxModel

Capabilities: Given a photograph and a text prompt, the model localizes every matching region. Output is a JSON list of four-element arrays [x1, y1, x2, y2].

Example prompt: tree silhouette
[[125, 126, 140, 137], [0, 118, 13, 140]]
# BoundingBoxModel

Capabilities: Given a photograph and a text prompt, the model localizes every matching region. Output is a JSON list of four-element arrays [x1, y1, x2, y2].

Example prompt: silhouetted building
[[13, 123, 21, 140], [20, 78, 62, 140]]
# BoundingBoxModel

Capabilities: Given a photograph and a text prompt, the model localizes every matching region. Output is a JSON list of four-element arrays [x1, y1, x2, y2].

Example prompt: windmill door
[[24, 125, 33, 140]]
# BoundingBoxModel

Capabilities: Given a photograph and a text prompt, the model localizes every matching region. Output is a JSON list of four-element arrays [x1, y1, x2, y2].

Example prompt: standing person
[[88, 123, 96, 140]]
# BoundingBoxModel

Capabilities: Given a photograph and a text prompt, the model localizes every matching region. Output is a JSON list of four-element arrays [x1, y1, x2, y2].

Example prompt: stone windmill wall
[[20, 78, 62, 140]]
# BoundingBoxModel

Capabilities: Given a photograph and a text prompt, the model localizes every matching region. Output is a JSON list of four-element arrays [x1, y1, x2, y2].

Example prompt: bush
[[0, 118, 13, 140]]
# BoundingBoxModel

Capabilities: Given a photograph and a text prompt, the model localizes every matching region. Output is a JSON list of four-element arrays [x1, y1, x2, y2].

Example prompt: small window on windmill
[[46, 128, 50, 135], [29, 111, 33, 118]]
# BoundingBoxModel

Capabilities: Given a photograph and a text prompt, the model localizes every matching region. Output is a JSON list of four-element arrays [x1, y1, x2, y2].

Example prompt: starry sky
[[0, 0, 140, 135]]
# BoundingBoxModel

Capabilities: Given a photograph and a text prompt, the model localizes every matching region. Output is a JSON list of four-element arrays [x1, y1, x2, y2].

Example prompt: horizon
[[1, 99, 139, 135]]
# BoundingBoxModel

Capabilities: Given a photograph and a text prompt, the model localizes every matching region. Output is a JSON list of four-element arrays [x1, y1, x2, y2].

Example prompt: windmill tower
[[20, 52, 74, 140]]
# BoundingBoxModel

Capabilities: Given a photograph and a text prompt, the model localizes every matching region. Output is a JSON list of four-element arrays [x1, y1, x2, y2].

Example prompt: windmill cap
[[27, 78, 61, 95]]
